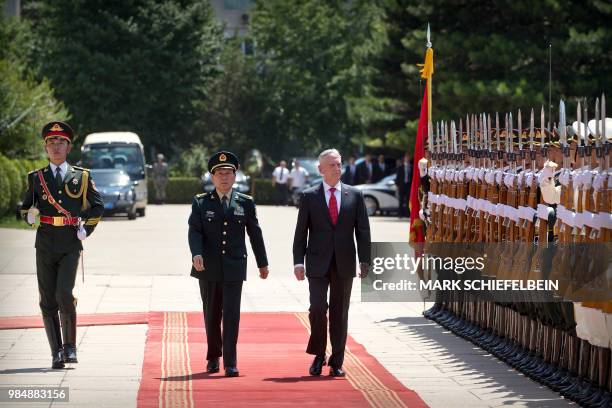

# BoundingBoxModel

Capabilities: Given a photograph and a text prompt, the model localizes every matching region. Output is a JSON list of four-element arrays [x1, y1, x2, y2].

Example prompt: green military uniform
[[188, 151, 268, 376], [20, 121, 104, 369]]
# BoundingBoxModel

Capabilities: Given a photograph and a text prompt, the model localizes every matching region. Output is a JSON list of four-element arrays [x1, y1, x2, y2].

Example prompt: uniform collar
[[49, 161, 68, 174], [215, 188, 233, 201]]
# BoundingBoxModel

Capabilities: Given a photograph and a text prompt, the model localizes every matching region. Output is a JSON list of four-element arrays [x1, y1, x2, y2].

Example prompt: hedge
[[0, 157, 48, 217], [144, 177, 278, 205], [147, 177, 202, 204]]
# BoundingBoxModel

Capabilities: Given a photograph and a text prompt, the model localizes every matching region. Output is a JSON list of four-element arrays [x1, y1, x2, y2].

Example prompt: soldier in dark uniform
[[188, 151, 269, 377], [20, 121, 104, 369]]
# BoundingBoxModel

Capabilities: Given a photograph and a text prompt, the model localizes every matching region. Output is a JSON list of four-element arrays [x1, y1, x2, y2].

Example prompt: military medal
[[72, 178, 79, 185], [234, 205, 245, 216]]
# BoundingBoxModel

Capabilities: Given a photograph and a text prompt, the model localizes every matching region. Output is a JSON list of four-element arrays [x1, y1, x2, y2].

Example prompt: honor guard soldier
[[188, 151, 270, 377], [20, 121, 104, 369]]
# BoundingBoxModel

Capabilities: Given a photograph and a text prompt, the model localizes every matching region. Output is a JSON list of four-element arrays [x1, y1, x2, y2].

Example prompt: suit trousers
[[306, 255, 353, 368], [199, 279, 243, 367], [36, 248, 79, 318]]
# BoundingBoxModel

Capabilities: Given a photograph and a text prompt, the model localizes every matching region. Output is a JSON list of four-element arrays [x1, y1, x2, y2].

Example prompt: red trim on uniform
[[44, 132, 71, 141]]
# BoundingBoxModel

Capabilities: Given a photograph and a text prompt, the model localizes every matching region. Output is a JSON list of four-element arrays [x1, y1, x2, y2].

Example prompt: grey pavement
[[0, 205, 574, 407]]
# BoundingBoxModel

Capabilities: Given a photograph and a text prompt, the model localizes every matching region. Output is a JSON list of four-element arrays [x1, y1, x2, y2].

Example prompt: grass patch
[[0, 214, 31, 230]]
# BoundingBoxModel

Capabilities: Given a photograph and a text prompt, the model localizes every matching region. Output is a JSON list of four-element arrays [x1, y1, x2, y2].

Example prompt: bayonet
[[530, 108, 536, 169]]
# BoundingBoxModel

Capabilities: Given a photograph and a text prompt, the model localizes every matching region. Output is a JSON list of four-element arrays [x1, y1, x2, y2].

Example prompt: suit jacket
[[188, 189, 268, 282], [356, 161, 373, 185], [341, 164, 357, 185], [21, 164, 104, 253], [395, 161, 413, 190], [372, 162, 388, 183], [293, 182, 371, 279]]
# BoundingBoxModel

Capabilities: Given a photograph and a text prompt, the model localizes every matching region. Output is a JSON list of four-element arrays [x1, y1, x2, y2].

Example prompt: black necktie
[[55, 167, 63, 187], [222, 196, 228, 211]]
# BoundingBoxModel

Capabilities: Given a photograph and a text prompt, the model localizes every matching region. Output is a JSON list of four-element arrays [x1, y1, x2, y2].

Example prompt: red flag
[[408, 85, 428, 243]]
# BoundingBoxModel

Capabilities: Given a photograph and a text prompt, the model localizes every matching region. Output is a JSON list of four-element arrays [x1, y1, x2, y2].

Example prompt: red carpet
[[137, 312, 428, 408], [0, 312, 149, 330]]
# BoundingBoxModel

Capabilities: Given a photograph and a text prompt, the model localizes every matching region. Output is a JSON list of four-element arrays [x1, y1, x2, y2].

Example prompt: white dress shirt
[[49, 162, 68, 181], [323, 180, 342, 209]]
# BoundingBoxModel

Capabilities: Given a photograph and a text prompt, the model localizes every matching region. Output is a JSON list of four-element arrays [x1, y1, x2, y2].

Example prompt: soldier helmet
[[208, 150, 239, 173], [42, 121, 74, 143]]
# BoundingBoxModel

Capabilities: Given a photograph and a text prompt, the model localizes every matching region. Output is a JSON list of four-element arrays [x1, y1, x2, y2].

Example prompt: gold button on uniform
[[224, 221, 228, 226], [222, 241, 226, 245], [58, 191, 62, 194], [58, 200, 62, 204], [223, 231, 227, 235], [222, 250, 225, 254]]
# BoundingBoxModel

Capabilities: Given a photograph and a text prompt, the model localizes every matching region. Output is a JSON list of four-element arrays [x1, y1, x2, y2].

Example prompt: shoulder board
[[236, 192, 253, 200], [28, 166, 47, 175], [72, 166, 89, 172], [195, 193, 206, 198]]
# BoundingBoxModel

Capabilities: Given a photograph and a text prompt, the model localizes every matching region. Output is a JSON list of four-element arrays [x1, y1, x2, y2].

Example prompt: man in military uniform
[[152, 153, 169, 204], [21, 121, 104, 369], [188, 151, 269, 377]]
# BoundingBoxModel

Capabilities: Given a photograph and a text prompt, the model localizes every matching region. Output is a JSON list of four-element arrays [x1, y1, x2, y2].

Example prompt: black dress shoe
[[329, 366, 346, 377], [224, 366, 239, 377], [63, 344, 78, 363], [206, 358, 220, 373], [52, 350, 65, 369], [309, 355, 326, 376]]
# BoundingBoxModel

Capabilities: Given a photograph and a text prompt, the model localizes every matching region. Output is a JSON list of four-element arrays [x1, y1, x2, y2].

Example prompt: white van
[[81, 132, 148, 218]]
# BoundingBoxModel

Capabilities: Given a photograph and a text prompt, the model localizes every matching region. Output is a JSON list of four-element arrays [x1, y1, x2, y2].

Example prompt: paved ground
[[0, 205, 574, 407]]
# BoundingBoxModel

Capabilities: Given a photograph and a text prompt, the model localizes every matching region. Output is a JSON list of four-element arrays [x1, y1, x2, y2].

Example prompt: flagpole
[[426, 23, 433, 148]]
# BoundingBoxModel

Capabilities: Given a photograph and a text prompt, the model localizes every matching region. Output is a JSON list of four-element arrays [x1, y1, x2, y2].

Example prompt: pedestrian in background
[[152, 153, 169, 204], [341, 156, 357, 185], [272, 160, 289, 205], [395, 152, 412, 218]]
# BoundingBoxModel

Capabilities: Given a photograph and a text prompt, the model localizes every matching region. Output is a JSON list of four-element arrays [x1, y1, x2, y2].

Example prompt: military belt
[[40, 216, 80, 227]]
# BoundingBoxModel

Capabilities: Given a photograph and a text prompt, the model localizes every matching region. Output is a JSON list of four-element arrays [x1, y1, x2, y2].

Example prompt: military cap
[[42, 121, 74, 143], [208, 150, 239, 173]]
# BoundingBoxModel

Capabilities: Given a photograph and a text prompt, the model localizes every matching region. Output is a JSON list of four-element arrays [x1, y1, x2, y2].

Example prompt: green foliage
[[170, 144, 210, 178], [398, 0, 611, 137], [250, 0, 389, 158], [147, 177, 202, 204], [0, 156, 22, 216], [28, 0, 224, 156], [251, 178, 275, 205], [0, 16, 69, 159]]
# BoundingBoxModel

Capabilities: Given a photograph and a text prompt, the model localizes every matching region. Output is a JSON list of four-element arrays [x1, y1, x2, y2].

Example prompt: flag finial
[[426, 23, 431, 48]]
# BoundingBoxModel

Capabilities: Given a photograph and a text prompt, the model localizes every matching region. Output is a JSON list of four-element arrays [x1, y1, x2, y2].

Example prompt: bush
[[252, 178, 275, 205], [0, 164, 9, 216], [0, 156, 22, 215], [147, 177, 202, 204]]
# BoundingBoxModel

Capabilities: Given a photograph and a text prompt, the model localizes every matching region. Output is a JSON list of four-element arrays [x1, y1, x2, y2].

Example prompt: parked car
[[81, 132, 148, 217], [90, 169, 145, 220], [201, 170, 250, 194], [354, 174, 398, 216]]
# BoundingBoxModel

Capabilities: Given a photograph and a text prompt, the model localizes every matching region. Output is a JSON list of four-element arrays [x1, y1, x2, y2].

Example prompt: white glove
[[418, 158, 428, 178], [26, 207, 39, 225], [77, 226, 87, 241]]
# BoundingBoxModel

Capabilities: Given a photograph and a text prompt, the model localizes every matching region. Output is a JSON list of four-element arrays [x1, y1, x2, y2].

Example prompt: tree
[[26, 0, 224, 158], [0, 16, 69, 159], [250, 0, 388, 159], [399, 0, 611, 134]]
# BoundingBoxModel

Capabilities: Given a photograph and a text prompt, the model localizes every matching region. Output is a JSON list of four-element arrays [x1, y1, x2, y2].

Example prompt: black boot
[[60, 313, 78, 363], [42, 315, 64, 369]]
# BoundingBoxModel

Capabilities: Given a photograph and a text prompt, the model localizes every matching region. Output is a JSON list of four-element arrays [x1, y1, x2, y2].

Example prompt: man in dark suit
[[21, 121, 104, 369], [355, 153, 374, 185], [188, 151, 269, 377], [395, 152, 412, 218], [341, 156, 357, 185], [293, 148, 371, 377], [372, 154, 389, 183]]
